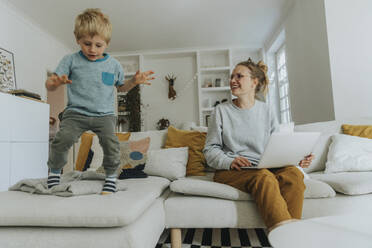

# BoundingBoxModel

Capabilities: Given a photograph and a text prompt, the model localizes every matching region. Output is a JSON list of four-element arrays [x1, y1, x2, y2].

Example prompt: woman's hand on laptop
[[231, 157, 252, 171], [299, 154, 315, 168]]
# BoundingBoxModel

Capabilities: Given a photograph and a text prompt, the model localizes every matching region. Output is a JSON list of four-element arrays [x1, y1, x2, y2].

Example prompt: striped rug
[[156, 228, 272, 248]]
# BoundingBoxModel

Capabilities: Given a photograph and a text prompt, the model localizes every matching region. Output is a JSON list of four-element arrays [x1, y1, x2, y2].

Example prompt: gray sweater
[[203, 101, 278, 170]]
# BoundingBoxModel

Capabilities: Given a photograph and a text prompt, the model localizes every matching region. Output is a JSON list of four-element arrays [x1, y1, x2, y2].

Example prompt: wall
[[142, 52, 198, 130], [324, 0, 372, 120], [0, 0, 71, 100], [284, 0, 335, 124]]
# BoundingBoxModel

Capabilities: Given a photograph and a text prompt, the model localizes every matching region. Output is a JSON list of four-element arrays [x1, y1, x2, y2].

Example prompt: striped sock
[[47, 171, 61, 189], [101, 175, 117, 195]]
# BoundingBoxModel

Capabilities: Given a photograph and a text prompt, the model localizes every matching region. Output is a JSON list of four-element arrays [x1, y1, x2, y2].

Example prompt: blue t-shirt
[[55, 51, 124, 116]]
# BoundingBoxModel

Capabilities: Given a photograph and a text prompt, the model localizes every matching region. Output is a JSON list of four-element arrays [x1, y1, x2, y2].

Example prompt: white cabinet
[[0, 92, 49, 191], [0, 143, 11, 191], [10, 143, 48, 185]]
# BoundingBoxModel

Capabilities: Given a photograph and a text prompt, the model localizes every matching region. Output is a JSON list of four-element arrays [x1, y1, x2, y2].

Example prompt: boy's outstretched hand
[[133, 70, 155, 86], [45, 74, 72, 91]]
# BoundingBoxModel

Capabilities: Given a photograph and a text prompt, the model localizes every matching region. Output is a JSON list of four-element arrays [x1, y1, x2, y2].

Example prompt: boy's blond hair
[[74, 8, 112, 44]]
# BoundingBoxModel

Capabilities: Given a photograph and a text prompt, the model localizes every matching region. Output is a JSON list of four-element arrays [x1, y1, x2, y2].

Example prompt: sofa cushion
[[325, 134, 372, 173], [145, 147, 188, 180], [76, 132, 131, 170], [165, 126, 207, 176], [342, 124, 372, 139], [170, 174, 252, 201], [0, 176, 170, 227], [129, 129, 168, 150], [294, 121, 340, 173], [170, 173, 335, 200], [294, 119, 372, 173], [310, 171, 372, 195]]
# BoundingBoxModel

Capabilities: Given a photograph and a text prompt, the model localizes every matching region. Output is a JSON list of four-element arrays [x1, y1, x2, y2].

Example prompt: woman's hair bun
[[257, 61, 268, 73]]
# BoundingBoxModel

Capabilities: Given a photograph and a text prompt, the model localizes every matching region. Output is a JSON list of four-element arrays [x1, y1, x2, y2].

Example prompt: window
[[275, 45, 291, 123]]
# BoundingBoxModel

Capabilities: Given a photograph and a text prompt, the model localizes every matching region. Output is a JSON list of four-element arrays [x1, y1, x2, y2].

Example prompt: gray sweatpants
[[48, 109, 120, 176]]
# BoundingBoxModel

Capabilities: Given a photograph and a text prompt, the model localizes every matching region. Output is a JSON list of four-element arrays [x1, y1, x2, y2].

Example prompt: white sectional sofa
[[1, 119, 372, 248]]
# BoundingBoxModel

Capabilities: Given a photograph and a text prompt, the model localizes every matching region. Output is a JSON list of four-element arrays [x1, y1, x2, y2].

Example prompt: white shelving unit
[[197, 49, 232, 126], [114, 55, 141, 132]]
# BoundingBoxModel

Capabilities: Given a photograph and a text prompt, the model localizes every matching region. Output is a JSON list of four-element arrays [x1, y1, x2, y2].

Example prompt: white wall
[[284, 0, 335, 124], [142, 53, 198, 130], [324, 0, 372, 120], [0, 0, 71, 100]]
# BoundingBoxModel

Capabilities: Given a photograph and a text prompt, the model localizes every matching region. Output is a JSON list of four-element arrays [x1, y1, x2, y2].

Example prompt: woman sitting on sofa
[[203, 58, 313, 232]]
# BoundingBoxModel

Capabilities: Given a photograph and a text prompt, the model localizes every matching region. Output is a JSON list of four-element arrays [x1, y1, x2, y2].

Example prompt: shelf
[[201, 86, 230, 92], [118, 111, 130, 116], [201, 107, 214, 112], [200, 66, 230, 72], [117, 92, 127, 96]]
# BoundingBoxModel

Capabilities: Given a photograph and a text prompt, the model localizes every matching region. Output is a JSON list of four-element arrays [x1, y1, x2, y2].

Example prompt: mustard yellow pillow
[[342, 124, 372, 139], [165, 126, 206, 176], [75, 132, 131, 171]]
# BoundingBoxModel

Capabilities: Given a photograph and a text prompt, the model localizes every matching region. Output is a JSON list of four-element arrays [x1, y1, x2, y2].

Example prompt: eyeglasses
[[230, 73, 250, 81]]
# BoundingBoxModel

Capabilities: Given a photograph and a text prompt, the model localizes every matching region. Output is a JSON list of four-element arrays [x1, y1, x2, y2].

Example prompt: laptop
[[241, 132, 321, 169]]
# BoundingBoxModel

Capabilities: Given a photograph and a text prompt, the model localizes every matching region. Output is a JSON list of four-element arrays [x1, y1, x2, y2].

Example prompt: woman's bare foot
[[268, 219, 299, 233]]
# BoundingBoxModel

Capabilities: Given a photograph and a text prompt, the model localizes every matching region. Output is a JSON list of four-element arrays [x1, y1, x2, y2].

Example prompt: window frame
[[274, 44, 291, 124]]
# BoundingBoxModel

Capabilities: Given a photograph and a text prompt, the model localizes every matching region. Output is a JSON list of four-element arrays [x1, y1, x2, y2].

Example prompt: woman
[[203, 58, 313, 231]]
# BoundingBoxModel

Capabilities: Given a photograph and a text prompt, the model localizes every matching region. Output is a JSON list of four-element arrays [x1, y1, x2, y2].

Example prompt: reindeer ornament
[[165, 73, 177, 100]]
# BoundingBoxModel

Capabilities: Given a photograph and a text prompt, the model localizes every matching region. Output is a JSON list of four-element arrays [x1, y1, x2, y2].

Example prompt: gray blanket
[[9, 171, 127, 197]]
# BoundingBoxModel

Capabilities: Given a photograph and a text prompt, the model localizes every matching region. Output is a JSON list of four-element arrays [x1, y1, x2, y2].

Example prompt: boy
[[46, 8, 155, 194]]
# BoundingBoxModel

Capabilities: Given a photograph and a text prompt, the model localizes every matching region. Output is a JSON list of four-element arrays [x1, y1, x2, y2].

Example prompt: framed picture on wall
[[0, 47, 17, 93]]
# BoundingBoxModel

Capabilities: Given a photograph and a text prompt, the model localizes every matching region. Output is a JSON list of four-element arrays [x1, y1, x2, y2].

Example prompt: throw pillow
[[95, 137, 150, 178], [144, 147, 188, 180], [75, 132, 131, 171], [325, 134, 372, 173], [342, 124, 372, 139], [165, 126, 207, 176]]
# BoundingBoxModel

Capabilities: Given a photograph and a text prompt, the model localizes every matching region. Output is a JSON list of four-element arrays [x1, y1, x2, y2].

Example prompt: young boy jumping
[[46, 8, 155, 194]]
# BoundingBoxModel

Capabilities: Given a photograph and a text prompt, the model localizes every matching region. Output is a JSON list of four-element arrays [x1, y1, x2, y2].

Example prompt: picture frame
[[0, 47, 17, 92]]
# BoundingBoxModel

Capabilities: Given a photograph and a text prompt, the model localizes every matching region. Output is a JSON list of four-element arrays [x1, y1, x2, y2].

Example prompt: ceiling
[[7, 0, 292, 53]]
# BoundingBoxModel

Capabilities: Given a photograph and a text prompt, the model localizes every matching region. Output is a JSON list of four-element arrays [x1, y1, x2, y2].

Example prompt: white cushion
[[294, 118, 372, 173], [310, 171, 372, 195], [0, 197, 166, 248], [170, 175, 252, 201], [165, 192, 372, 229], [0, 176, 170, 227], [144, 147, 188, 180], [325, 134, 372, 173], [294, 120, 340, 173], [170, 173, 335, 200]]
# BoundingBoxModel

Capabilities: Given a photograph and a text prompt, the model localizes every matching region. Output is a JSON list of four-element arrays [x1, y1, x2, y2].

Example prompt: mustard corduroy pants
[[214, 166, 305, 228]]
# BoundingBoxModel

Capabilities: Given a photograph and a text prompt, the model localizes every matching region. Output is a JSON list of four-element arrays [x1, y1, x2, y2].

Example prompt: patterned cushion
[[96, 137, 150, 178]]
